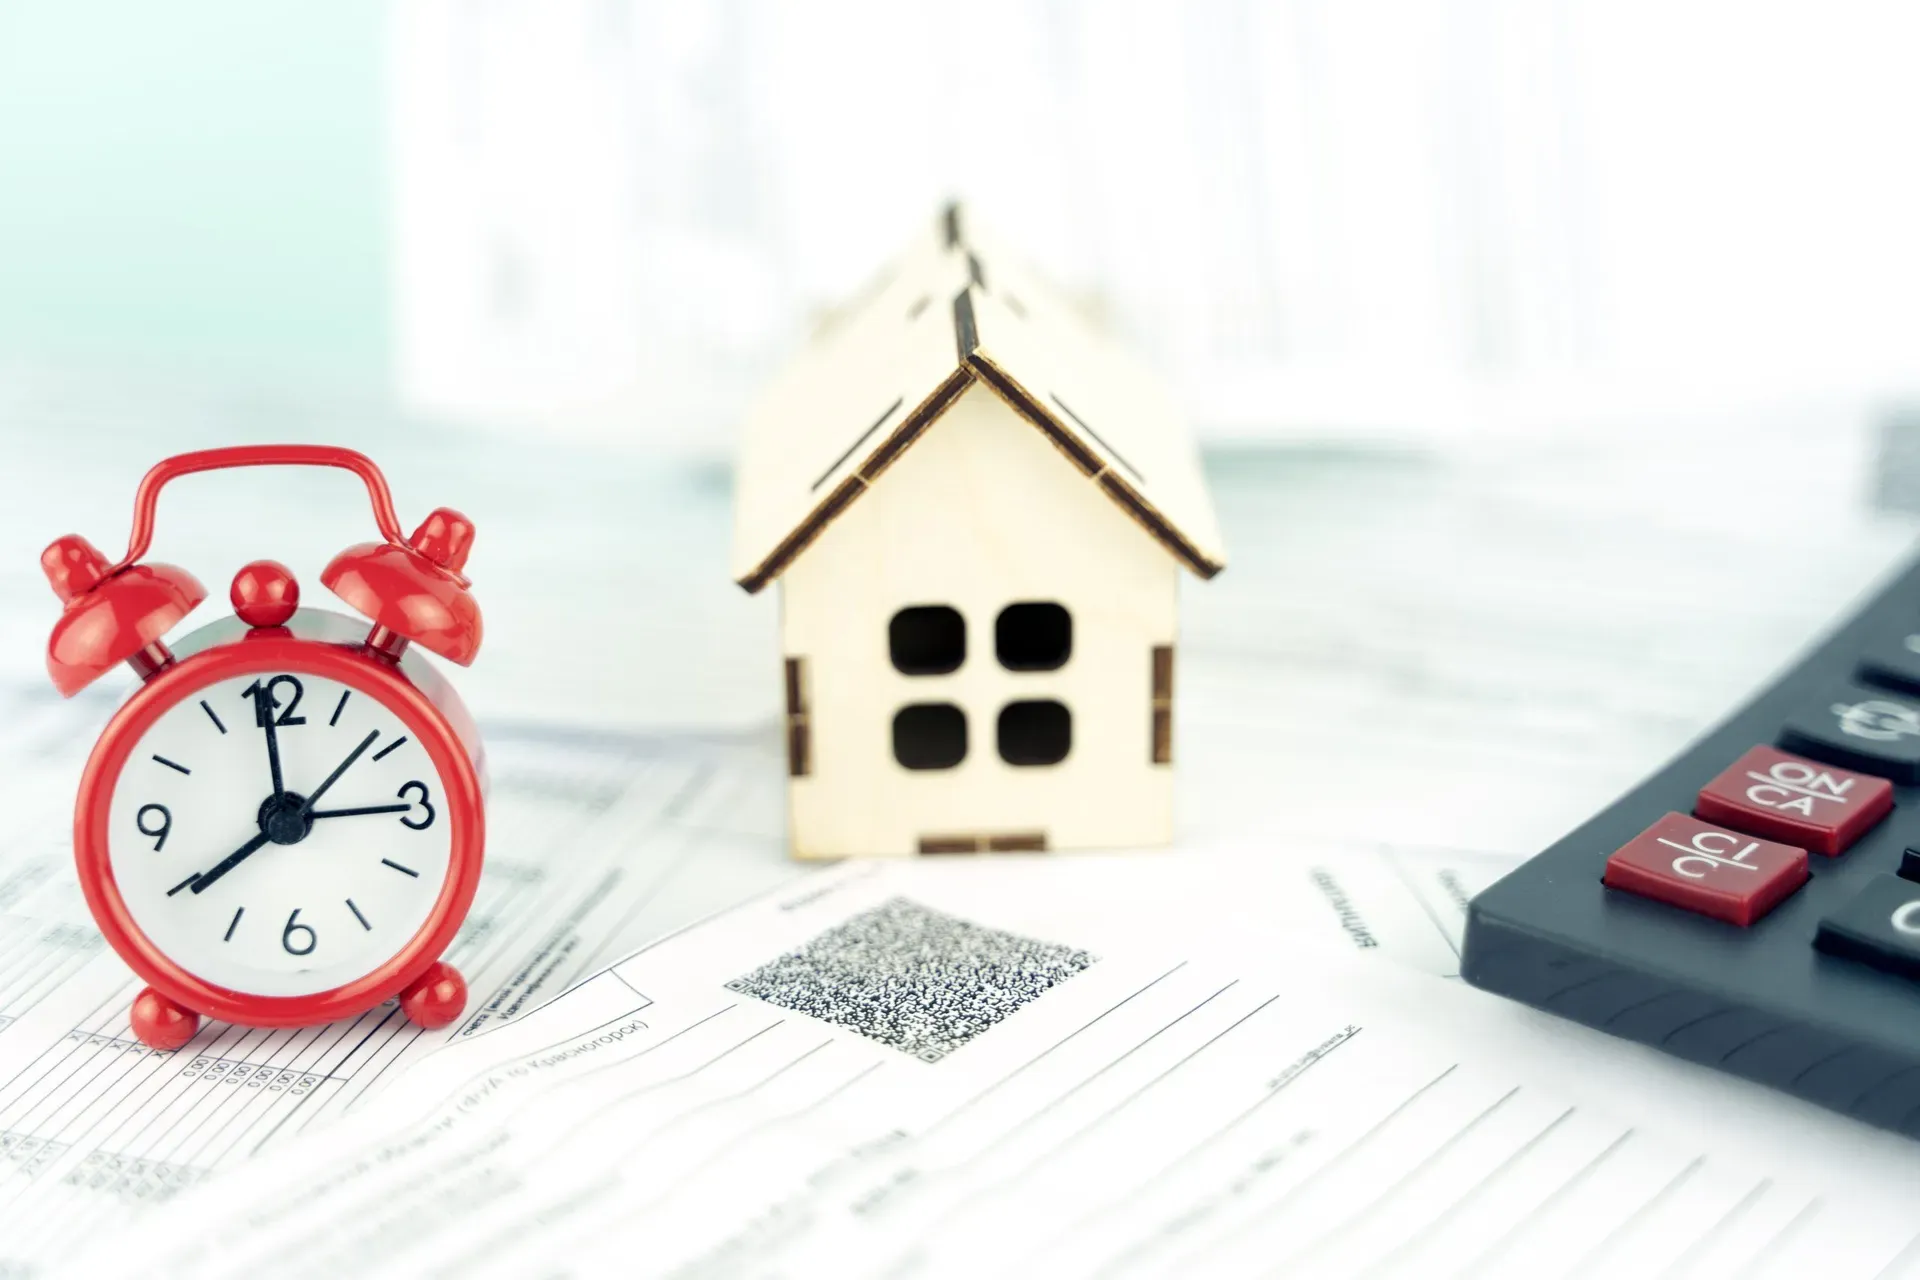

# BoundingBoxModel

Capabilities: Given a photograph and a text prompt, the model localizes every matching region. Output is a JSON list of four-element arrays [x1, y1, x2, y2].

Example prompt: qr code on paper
[[725, 897, 1097, 1062]]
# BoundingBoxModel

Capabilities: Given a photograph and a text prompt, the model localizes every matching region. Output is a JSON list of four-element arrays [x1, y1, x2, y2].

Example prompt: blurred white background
[[390, 0, 1920, 449], [4, 1, 1919, 454]]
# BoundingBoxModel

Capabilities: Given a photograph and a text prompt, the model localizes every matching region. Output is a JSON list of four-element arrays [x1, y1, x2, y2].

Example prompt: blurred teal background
[[0, 0, 387, 389]]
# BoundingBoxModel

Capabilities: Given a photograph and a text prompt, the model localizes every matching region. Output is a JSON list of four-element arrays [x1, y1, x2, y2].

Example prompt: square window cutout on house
[[890, 606, 966, 675], [999, 699, 1071, 766], [996, 603, 1072, 671], [894, 703, 968, 770]]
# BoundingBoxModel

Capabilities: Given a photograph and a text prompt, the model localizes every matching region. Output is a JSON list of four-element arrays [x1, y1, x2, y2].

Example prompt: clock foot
[[399, 961, 466, 1030], [130, 988, 199, 1051]]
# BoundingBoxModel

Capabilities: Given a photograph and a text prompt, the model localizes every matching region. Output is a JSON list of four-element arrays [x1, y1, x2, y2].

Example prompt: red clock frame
[[73, 631, 485, 1028]]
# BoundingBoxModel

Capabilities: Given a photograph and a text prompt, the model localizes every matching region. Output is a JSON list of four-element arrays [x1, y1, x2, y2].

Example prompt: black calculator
[[1463, 550, 1920, 1137]]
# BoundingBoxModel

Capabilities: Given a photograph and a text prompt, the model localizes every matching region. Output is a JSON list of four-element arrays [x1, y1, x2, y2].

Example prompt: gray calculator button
[[1781, 684, 1920, 784], [1858, 630, 1920, 696], [1816, 875, 1920, 980]]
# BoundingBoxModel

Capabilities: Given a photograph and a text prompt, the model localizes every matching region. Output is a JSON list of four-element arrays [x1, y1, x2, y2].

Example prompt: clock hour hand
[[300, 730, 381, 814], [179, 831, 272, 896], [309, 803, 410, 819]]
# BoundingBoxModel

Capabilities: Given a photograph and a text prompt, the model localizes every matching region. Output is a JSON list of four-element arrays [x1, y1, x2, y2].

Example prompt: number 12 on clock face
[[106, 670, 456, 1002]]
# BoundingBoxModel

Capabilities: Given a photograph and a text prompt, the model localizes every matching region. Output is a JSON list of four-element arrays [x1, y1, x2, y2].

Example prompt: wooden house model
[[732, 205, 1226, 859]]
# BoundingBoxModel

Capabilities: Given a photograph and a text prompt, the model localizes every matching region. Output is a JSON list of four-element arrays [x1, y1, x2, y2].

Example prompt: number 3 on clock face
[[105, 671, 456, 1000]]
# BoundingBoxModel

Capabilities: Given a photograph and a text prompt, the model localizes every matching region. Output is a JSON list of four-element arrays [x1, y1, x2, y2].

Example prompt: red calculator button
[[1695, 746, 1893, 856], [1603, 813, 1809, 926]]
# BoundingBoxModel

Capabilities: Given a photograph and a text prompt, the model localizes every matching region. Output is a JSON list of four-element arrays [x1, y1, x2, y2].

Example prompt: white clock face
[[107, 669, 456, 999]]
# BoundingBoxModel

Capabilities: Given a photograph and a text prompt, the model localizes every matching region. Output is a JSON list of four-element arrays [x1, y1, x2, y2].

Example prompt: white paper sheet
[[66, 859, 1920, 1280], [1082, 839, 1524, 981], [0, 694, 803, 1277], [0, 718, 1514, 1279]]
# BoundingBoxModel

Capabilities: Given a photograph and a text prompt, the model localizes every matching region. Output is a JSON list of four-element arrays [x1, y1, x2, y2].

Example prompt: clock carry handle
[[40, 444, 482, 698], [108, 445, 412, 574]]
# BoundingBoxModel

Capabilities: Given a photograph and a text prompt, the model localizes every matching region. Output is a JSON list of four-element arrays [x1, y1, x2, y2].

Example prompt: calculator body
[[1464, 552, 1920, 1137]]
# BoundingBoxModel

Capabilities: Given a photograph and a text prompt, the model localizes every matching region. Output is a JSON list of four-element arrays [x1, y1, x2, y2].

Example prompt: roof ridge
[[733, 208, 1224, 593]]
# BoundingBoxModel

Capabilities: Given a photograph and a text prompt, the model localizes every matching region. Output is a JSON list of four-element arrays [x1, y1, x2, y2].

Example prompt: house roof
[[730, 204, 1227, 593]]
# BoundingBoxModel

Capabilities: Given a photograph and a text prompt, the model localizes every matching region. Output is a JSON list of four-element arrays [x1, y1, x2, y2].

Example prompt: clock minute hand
[[185, 831, 272, 896], [256, 689, 285, 799], [300, 730, 382, 814], [310, 803, 410, 819]]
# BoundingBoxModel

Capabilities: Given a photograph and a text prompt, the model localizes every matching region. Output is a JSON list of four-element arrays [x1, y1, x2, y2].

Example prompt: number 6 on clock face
[[103, 669, 456, 1001]]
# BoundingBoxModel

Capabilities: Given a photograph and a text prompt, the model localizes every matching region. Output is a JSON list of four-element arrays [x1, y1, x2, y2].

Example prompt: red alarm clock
[[40, 445, 486, 1051]]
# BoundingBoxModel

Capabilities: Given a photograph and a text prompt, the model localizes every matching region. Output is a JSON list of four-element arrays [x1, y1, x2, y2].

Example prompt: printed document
[[0, 703, 800, 1278], [71, 857, 1920, 1279]]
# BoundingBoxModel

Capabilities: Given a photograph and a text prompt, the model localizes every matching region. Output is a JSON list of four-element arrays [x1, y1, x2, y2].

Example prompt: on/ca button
[[1695, 745, 1892, 856]]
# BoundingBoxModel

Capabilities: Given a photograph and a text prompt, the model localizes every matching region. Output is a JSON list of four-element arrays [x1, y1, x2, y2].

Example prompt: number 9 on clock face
[[104, 670, 456, 999]]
